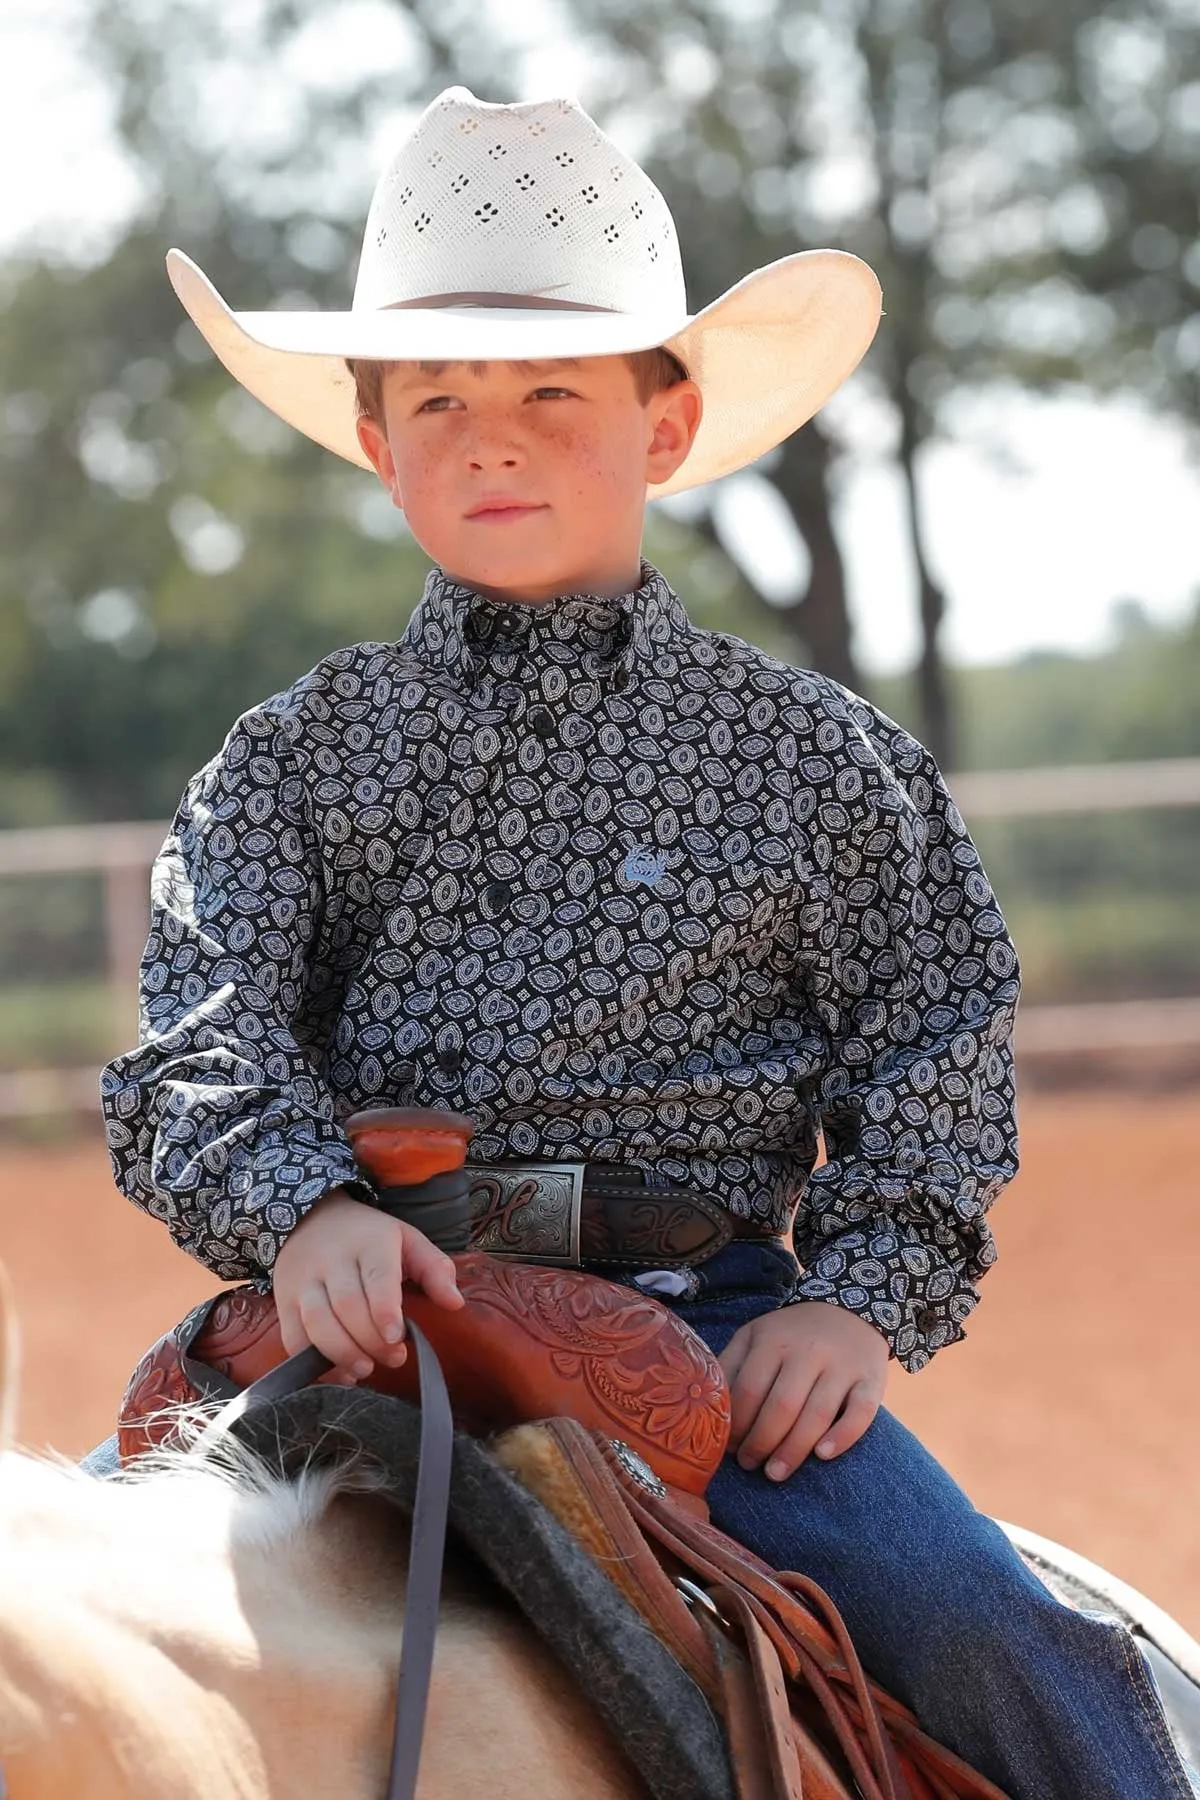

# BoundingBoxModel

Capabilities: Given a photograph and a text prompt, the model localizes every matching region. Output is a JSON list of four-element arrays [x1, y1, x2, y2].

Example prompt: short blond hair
[[346, 346, 689, 424]]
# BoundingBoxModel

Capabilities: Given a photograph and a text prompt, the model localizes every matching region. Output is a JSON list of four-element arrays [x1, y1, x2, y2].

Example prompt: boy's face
[[356, 355, 702, 605]]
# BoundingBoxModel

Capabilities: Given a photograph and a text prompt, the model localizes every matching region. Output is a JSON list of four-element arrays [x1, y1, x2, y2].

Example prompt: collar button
[[528, 705, 555, 739]]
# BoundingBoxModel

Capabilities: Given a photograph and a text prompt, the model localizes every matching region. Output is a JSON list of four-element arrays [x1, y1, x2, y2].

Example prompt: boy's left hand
[[719, 1301, 889, 1481]]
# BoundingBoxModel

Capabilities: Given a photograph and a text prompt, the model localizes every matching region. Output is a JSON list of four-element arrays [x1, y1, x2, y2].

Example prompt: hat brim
[[167, 247, 881, 498]]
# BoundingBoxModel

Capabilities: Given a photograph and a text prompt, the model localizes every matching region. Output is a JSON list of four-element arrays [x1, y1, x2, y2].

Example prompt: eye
[[530, 386, 574, 400], [416, 394, 462, 413]]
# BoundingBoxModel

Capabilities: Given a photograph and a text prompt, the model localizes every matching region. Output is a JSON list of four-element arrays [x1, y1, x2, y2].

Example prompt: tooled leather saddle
[[118, 1105, 1008, 1800], [121, 1251, 1008, 1800]]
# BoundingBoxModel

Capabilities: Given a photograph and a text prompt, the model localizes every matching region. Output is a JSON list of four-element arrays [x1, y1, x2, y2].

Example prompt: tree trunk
[[772, 425, 861, 691], [698, 420, 863, 692], [894, 389, 953, 768]]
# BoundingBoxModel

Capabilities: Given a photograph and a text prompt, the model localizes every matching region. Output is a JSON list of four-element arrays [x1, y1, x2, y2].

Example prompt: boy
[[101, 88, 1195, 1798]]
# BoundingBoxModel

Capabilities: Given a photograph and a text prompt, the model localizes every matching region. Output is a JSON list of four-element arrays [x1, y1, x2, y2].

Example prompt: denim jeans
[[650, 1239, 1196, 1800]]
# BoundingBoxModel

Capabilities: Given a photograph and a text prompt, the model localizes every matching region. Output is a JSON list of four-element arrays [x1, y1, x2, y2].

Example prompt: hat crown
[[353, 88, 687, 318]]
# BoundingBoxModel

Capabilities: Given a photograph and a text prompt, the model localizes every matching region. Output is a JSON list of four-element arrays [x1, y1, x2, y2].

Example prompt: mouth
[[465, 501, 548, 523]]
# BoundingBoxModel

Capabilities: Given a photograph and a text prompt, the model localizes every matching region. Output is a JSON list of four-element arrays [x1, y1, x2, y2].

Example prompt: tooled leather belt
[[374, 1161, 780, 1268]]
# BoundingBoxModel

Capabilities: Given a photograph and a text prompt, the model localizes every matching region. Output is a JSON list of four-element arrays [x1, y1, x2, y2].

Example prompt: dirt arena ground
[[3, 1090, 1198, 1633]]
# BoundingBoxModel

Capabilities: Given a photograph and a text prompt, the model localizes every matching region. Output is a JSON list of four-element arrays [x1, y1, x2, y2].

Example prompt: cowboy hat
[[167, 87, 882, 498]]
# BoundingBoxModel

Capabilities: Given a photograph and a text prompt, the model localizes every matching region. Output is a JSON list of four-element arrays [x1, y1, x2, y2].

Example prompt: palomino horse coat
[[0, 1262, 644, 1800], [0, 1435, 651, 1800]]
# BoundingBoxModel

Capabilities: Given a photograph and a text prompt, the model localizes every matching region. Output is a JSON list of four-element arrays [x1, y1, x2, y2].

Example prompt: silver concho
[[609, 1438, 668, 1496]]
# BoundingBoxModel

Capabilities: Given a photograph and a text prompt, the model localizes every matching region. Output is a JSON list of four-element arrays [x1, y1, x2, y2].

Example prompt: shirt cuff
[[787, 1222, 977, 1373], [212, 1128, 377, 1283]]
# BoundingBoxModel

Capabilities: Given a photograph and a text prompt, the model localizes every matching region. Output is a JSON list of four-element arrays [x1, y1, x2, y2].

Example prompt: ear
[[356, 414, 404, 507], [644, 380, 703, 487]]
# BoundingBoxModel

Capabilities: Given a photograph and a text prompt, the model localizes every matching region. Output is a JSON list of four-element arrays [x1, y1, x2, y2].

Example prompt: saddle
[[119, 1109, 1007, 1800], [120, 1256, 1007, 1800]]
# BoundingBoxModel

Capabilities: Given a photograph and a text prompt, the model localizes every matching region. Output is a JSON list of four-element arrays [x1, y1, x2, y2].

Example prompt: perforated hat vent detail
[[353, 91, 686, 317]]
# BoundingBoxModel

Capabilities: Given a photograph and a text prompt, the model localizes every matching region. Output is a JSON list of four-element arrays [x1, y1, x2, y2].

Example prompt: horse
[[4, 1258, 1200, 1800], [0, 1267, 644, 1800]]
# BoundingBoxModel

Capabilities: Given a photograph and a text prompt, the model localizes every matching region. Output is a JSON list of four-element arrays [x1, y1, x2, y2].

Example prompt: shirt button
[[915, 1306, 939, 1333], [528, 705, 555, 739], [611, 666, 631, 693], [436, 1049, 463, 1076], [483, 880, 512, 914]]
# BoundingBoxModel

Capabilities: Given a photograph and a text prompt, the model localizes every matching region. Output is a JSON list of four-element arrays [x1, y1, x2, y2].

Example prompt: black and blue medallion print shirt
[[102, 561, 1019, 1372]]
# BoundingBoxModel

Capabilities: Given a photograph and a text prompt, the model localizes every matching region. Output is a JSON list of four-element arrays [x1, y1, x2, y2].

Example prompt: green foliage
[[0, 873, 107, 982], [970, 809, 1200, 1002], [869, 606, 1200, 1008], [5, 0, 1198, 800], [873, 599, 1200, 768], [2, 0, 1198, 1044], [0, 220, 435, 822], [0, 977, 118, 1071]]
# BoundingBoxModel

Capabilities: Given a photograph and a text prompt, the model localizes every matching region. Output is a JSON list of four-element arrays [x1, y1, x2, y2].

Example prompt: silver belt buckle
[[466, 1161, 586, 1264]]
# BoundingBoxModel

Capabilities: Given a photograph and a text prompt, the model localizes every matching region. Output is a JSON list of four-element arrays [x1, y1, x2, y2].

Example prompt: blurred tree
[[0, 216, 436, 823], [917, 0, 1200, 418], [869, 593, 1200, 771], [3, 0, 1198, 822], [0, 0, 783, 823], [583, 0, 1199, 763]]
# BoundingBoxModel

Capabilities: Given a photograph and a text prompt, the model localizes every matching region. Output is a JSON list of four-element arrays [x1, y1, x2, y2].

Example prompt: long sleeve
[[100, 706, 372, 1283], [789, 694, 1020, 1373]]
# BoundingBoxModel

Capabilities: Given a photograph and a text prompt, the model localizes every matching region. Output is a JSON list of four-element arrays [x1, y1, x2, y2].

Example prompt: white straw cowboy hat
[[166, 87, 882, 498]]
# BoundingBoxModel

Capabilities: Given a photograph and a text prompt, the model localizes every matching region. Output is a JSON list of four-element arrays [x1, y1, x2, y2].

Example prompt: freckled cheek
[[540, 425, 642, 506], [392, 445, 455, 523]]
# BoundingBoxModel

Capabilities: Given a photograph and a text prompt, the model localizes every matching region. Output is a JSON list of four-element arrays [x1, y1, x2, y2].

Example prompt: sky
[[3, 0, 1199, 675]]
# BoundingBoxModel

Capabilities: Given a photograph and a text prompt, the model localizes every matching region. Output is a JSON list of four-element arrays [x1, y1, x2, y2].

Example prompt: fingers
[[812, 1379, 882, 1463], [719, 1325, 788, 1446], [277, 1298, 308, 1361], [271, 1199, 463, 1394], [397, 1222, 464, 1311], [295, 1278, 379, 1380], [752, 1376, 883, 1482], [358, 1250, 410, 1364], [736, 1365, 835, 1475], [717, 1326, 752, 1394]]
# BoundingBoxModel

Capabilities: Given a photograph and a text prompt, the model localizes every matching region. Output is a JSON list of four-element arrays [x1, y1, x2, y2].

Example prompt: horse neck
[[0, 1452, 408, 1800], [0, 1452, 642, 1800]]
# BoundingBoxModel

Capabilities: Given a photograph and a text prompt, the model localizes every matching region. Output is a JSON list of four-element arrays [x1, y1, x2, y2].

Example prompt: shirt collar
[[401, 559, 689, 690]]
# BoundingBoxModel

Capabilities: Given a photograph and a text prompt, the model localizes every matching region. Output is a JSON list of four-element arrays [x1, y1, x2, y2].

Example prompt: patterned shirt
[[102, 560, 1019, 1372]]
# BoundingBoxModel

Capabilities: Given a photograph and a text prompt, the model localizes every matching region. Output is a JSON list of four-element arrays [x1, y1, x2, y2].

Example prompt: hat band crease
[[388, 291, 620, 314]]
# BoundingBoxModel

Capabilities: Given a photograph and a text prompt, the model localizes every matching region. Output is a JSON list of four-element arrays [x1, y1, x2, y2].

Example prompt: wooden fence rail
[[1, 758, 1198, 1117]]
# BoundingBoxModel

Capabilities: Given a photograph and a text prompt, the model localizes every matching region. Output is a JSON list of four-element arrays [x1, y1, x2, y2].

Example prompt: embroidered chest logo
[[622, 845, 668, 887]]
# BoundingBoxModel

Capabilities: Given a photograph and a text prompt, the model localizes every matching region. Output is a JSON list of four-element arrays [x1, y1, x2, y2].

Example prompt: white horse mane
[[0, 1400, 389, 1566]]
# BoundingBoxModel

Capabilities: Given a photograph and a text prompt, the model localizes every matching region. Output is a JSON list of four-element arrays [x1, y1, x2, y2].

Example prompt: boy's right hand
[[272, 1188, 464, 1382]]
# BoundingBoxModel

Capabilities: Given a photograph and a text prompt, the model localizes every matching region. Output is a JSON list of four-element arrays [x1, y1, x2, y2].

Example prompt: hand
[[719, 1301, 889, 1482], [273, 1187, 464, 1383]]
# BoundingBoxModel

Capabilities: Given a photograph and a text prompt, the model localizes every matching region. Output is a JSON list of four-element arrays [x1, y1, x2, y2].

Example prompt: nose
[[464, 413, 526, 472]]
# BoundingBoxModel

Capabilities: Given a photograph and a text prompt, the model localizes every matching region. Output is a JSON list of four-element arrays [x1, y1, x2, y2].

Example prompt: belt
[[374, 1160, 781, 1269]]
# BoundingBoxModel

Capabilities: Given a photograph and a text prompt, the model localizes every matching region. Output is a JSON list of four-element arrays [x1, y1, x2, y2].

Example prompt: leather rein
[[235, 1326, 455, 1800]]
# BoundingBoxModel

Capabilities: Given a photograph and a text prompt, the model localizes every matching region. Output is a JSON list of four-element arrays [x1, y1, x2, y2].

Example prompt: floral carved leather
[[117, 1251, 730, 1494]]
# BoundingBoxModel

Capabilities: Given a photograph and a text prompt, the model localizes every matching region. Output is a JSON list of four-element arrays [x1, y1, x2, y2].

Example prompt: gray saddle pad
[[229, 1385, 733, 1800]]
